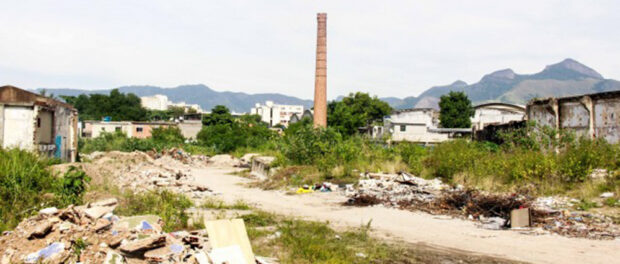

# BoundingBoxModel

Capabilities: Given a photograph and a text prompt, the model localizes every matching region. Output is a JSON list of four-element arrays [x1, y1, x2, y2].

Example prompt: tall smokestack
[[313, 13, 327, 127]]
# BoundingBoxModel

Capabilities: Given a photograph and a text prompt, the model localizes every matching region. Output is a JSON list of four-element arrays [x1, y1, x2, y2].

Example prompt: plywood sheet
[[205, 218, 254, 264]]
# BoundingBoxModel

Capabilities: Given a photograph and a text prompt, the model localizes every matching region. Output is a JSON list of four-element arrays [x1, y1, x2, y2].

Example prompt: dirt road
[[192, 166, 619, 264]]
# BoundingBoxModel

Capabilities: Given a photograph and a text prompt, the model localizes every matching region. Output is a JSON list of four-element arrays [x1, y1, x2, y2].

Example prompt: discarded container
[[510, 208, 531, 228]]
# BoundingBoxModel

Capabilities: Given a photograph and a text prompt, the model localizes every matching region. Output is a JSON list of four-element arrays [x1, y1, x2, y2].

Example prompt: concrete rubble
[[57, 150, 217, 199], [345, 172, 619, 240], [0, 199, 275, 264]]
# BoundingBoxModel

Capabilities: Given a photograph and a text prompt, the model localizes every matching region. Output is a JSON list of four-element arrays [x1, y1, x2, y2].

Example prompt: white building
[[250, 101, 304, 127], [471, 103, 525, 131], [141, 94, 204, 113], [383, 108, 470, 144], [141, 94, 169, 111]]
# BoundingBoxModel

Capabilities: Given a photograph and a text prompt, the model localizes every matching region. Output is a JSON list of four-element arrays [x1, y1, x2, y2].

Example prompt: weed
[[115, 190, 193, 232]]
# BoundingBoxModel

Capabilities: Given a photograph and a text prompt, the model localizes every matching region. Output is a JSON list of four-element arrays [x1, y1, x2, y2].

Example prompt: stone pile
[[346, 172, 448, 207], [63, 151, 215, 199], [0, 199, 211, 264]]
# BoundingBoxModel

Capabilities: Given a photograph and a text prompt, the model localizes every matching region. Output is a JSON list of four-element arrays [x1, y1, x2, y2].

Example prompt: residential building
[[527, 90, 620, 143], [0, 85, 79, 162], [383, 108, 471, 144], [140, 94, 204, 113], [472, 103, 525, 131], [250, 101, 304, 127], [141, 94, 169, 111], [132, 122, 176, 139], [81, 121, 177, 139], [82, 121, 133, 138]]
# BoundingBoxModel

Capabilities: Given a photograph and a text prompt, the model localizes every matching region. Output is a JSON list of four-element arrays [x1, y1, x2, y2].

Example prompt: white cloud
[[0, 0, 619, 99]]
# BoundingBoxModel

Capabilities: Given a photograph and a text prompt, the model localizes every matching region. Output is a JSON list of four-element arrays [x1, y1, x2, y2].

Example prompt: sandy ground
[[192, 166, 620, 264]]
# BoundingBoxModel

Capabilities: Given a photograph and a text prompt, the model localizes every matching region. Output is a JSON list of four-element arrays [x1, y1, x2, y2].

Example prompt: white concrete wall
[[2, 105, 35, 149], [90, 122, 133, 138], [472, 108, 524, 130], [141, 95, 169, 111]]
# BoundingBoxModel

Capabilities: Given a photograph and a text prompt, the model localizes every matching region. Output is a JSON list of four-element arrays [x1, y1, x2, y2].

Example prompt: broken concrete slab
[[84, 205, 116, 220], [144, 242, 185, 262], [27, 220, 53, 239], [120, 235, 166, 254]]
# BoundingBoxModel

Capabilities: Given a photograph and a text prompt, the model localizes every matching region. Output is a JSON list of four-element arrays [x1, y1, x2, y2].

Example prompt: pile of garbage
[[344, 172, 619, 240], [0, 199, 274, 264], [345, 172, 447, 207], [59, 151, 215, 200]]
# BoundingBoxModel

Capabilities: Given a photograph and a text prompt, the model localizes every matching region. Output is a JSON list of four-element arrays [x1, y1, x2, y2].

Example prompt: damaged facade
[[471, 103, 525, 131], [527, 90, 620, 143], [0, 85, 78, 162]]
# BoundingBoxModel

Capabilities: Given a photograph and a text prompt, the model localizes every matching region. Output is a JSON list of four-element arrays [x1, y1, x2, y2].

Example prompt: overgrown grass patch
[[114, 190, 194, 232], [0, 148, 90, 232]]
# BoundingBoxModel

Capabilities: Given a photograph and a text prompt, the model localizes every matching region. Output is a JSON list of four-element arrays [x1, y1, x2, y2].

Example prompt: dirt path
[[192, 166, 619, 264]]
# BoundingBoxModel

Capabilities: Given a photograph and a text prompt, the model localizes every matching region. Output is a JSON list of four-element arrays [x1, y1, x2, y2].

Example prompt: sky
[[1, 0, 620, 100]]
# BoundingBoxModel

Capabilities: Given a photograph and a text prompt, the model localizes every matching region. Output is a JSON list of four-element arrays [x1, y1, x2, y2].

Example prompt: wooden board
[[205, 218, 255, 264]]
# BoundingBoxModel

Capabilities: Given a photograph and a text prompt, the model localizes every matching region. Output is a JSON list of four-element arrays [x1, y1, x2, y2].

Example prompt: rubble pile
[[207, 154, 241, 168], [345, 172, 619, 240], [60, 151, 214, 199], [346, 172, 447, 207], [0, 199, 211, 263]]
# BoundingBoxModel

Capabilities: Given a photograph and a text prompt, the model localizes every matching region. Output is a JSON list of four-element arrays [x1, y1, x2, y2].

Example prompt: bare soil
[[191, 166, 620, 264]]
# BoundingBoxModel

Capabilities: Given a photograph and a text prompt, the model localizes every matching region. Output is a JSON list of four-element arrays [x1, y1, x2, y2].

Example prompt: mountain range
[[37, 58, 620, 112]]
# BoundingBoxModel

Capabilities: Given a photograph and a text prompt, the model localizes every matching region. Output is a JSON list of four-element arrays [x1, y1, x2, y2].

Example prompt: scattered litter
[[344, 172, 619, 239], [600, 192, 614, 198]]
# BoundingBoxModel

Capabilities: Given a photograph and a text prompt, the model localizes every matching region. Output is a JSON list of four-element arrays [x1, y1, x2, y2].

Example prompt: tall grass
[[0, 148, 90, 232]]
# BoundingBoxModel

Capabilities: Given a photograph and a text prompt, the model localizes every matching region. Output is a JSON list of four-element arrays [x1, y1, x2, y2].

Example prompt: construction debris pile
[[59, 151, 217, 199], [0, 199, 270, 264], [0, 199, 205, 263], [345, 172, 619, 240]]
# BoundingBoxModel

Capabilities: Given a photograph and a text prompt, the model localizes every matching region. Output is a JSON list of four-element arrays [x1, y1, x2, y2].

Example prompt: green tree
[[61, 89, 147, 121], [202, 105, 234, 126], [327, 92, 392, 136], [438, 91, 474, 128]]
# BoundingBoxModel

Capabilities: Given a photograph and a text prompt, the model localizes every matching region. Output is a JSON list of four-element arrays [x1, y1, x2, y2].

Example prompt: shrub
[[151, 126, 185, 145], [0, 149, 90, 232]]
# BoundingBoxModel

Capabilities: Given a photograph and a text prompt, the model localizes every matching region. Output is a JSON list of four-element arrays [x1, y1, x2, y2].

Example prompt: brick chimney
[[313, 13, 327, 127]]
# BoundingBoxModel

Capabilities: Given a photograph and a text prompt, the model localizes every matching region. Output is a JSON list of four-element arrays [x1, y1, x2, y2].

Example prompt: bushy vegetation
[[62, 89, 147, 121], [0, 149, 90, 232], [438, 91, 474, 128], [424, 125, 620, 196], [328, 92, 392, 136], [197, 105, 276, 153], [80, 126, 189, 154]]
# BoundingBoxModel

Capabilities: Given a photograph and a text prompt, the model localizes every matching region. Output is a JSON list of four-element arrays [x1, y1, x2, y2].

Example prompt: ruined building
[[527, 90, 620, 143], [0, 85, 78, 162], [313, 13, 327, 127]]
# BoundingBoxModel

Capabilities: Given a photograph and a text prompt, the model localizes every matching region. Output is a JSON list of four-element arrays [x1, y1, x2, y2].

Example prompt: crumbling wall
[[51, 105, 78, 162], [559, 101, 590, 138], [2, 105, 35, 149], [594, 97, 620, 143], [527, 91, 620, 143]]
